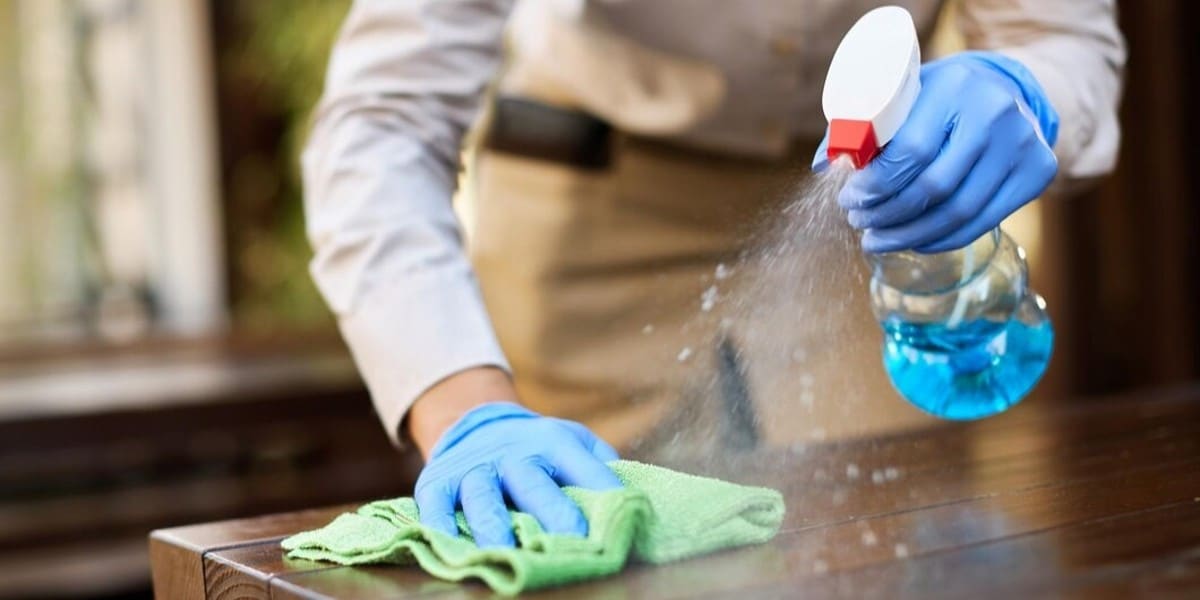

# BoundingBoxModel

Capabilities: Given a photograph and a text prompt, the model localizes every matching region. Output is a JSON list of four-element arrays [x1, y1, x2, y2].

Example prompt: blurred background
[[0, 0, 1196, 598]]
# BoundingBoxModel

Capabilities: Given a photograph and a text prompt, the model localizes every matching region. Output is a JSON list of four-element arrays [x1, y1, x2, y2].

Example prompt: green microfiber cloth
[[281, 460, 784, 595]]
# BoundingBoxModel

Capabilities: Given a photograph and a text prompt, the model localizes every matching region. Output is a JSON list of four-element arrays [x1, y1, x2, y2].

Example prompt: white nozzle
[[821, 6, 921, 168]]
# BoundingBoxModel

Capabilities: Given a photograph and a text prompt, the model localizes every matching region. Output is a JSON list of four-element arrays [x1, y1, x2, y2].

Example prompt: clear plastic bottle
[[869, 229, 1053, 419]]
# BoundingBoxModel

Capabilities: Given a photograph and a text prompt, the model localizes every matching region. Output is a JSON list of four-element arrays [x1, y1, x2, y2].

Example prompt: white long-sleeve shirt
[[303, 0, 1126, 444]]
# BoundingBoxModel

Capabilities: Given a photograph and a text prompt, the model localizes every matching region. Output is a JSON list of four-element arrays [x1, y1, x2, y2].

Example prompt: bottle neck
[[868, 229, 1001, 296], [868, 229, 1027, 329]]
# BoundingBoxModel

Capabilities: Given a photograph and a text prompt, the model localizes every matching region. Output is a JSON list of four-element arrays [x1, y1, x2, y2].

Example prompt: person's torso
[[504, 0, 945, 158]]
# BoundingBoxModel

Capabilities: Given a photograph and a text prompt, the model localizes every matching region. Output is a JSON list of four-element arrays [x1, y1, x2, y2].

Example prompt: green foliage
[[222, 0, 350, 331], [237, 0, 350, 182]]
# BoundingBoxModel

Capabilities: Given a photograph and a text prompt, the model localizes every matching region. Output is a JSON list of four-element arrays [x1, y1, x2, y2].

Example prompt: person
[[303, 0, 1124, 548]]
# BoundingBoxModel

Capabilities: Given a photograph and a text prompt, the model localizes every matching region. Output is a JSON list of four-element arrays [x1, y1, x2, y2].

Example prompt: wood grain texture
[[150, 533, 206, 600], [205, 549, 274, 600], [150, 506, 350, 599], [150, 388, 1200, 599]]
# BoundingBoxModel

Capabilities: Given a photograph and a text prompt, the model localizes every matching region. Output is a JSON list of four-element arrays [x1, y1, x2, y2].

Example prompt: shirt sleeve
[[958, 0, 1126, 185], [302, 0, 516, 446]]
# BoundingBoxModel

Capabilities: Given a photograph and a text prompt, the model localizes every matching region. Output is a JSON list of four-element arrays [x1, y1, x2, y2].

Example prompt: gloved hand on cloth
[[414, 401, 623, 548]]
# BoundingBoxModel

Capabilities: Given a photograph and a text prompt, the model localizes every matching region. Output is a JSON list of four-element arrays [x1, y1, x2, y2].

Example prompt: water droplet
[[845, 464, 860, 480], [884, 467, 900, 481], [871, 470, 885, 485], [700, 285, 719, 312], [861, 531, 878, 546], [894, 543, 909, 558], [715, 263, 731, 280], [676, 347, 693, 362]]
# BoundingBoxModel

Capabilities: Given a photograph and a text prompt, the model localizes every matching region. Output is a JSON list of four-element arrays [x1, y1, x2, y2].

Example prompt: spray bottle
[[821, 6, 1053, 419]]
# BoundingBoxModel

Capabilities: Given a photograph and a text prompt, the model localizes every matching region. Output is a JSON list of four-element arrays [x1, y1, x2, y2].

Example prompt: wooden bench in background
[[150, 386, 1200, 598], [0, 335, 419, 598]]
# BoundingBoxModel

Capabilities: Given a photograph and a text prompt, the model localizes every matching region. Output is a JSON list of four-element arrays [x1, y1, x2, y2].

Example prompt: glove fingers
[[414, 478, 461, 538], [838, 69, 959, 210], [499, 457, 589, 537], [554, 419, 621, 463], [590, 438, 621, 463], [847, 120, 987, 230], [551, 445, 624, 490], [862, 143, 1012, 253], [459, 464, 516, 548]]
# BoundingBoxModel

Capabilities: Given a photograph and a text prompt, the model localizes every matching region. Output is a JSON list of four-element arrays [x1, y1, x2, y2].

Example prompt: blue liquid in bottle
[[881, 311, 1053, 420], [870, 230, 1053, 420]]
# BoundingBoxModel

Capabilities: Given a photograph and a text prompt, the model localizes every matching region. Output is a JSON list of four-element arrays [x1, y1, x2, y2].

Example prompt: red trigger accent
[[827, 119, 879, 169]]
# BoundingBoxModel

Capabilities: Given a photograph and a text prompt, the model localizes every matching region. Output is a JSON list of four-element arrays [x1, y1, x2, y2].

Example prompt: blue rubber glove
[[814, 51, 1060, 254], [413, 402, 622, 548]]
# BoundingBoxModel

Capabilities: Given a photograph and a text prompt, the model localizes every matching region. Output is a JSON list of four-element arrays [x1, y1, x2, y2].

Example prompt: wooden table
[[150, 387, 1200, 598]]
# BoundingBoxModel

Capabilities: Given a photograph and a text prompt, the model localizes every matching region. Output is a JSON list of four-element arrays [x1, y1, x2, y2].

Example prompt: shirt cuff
[[338, 265, 511, 448]]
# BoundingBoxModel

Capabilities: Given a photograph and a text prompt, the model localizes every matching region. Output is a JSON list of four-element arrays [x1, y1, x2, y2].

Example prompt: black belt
[[483, 96, 613, 170], [483, 95, 806, 170]]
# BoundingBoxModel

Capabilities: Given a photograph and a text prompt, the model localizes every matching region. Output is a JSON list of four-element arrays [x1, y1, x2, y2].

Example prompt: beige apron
[[467, 136, 935, 457]]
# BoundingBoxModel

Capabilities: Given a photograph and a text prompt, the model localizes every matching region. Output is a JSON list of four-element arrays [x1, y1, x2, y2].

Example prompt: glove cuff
[[430, 401, 539, 458], [955, 51, 1060, 148]]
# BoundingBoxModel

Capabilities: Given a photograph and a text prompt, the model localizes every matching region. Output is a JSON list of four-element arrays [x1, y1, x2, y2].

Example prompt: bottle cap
[[822, 6, 922, 169]]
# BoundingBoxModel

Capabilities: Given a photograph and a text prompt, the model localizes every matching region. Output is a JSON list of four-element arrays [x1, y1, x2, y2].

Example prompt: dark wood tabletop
[[149, 387, 1200, 599]]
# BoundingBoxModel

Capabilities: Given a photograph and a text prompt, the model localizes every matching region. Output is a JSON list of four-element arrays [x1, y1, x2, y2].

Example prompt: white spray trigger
[[821, 6, 922, 168]]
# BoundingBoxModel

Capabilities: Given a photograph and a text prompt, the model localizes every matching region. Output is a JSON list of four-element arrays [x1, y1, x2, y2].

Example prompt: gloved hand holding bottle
[[813, 8, 1057, 422], [814, 51, 1060, 253], [408, 368, 622, 548]]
